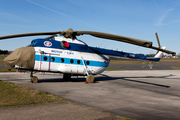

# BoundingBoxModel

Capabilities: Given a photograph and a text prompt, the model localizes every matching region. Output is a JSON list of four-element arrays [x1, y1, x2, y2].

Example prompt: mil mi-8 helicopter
[[0, 28, 176, 83]]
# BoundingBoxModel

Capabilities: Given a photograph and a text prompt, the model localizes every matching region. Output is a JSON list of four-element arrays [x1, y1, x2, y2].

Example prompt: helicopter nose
[[4, 47, 35, 69]]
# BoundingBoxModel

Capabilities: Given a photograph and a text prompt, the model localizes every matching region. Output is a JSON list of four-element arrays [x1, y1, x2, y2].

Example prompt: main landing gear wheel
[[63, 74, 72, 81], [86, 74, 95, 83], [30, 76, 38, 83]]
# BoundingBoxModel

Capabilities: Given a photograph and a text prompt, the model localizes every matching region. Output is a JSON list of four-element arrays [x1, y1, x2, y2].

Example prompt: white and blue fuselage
[[32, 37, 109, 75], [31, 37, 163, 75]]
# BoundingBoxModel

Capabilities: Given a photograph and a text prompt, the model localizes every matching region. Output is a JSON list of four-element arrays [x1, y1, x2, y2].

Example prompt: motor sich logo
[[44, 41, 52, 47]]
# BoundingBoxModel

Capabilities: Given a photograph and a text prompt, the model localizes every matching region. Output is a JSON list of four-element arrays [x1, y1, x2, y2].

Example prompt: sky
[[0, 0, 180, 55]]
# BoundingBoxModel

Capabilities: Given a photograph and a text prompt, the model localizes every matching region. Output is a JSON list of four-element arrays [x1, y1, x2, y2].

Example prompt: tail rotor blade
[[155, 32, 161, 48]]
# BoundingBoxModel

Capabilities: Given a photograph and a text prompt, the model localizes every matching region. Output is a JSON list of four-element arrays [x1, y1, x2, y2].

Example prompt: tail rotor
[[154, 33, 166, 58], [155, 32, 161, 54]]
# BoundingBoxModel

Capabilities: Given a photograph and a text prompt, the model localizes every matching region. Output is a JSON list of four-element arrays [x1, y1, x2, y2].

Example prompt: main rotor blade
[[77, 31, 176, 55], [0, 32, 61, 40], [77, 31, 153, 47]]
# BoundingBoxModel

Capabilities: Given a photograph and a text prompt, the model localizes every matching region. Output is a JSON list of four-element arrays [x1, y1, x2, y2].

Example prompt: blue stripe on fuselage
[[35, 54, 109, 67]]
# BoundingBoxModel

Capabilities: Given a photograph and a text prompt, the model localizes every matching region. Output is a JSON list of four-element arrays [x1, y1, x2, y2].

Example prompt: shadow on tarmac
[[98, 74, 172, 88], [37, 74, 172, 88]]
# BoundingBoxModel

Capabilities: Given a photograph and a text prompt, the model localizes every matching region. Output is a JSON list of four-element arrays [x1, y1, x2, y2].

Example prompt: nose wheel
[[30, 76, 38, 83]]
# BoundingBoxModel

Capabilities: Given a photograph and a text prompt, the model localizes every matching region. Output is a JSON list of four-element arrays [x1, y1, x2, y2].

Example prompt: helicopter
[[0, 28, 176, 83]]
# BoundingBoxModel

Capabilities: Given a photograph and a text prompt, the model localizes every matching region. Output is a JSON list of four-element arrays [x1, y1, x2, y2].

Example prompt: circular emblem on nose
[[44, 41, 52, 47]]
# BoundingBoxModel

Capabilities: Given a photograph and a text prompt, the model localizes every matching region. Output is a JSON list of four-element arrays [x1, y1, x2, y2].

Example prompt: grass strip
[[171, 66, 180, 70], [0, 81, 66, 108], [0, 61, 4, 65], [160, 58, 180, 62], [110, 58, 180, 65], [110, 60, 144, 64], [0, 69, 17, 72], [0, 69, 27, 72], [0, 55, 7, 65]]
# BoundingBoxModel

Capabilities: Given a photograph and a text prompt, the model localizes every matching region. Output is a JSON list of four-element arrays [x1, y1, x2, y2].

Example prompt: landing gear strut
[[81, 57, 95, 83], [148, 62, 153, 70], [30, 71, 38, 83]]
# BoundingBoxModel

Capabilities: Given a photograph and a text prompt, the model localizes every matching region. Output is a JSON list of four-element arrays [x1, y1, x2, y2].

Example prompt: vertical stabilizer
[[154, 46, 166, 58]]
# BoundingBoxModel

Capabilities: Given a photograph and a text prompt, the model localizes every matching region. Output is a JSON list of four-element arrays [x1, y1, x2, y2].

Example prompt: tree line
[[0, 50, 8, 54]]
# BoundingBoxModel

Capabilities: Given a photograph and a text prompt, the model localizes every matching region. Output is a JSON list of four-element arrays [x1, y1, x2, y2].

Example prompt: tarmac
[[0, 102, 119, 120], [0, 70, 180, 120]]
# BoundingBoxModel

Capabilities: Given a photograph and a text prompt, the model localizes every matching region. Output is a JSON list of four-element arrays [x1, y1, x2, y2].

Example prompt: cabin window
[[70, 59, 74, 63], [77, 60, 81, 64], [51, 57, 55, 62], [61, 58, 64, 63], [86, 61, 90, 65], [43, 56, 47, 61]]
